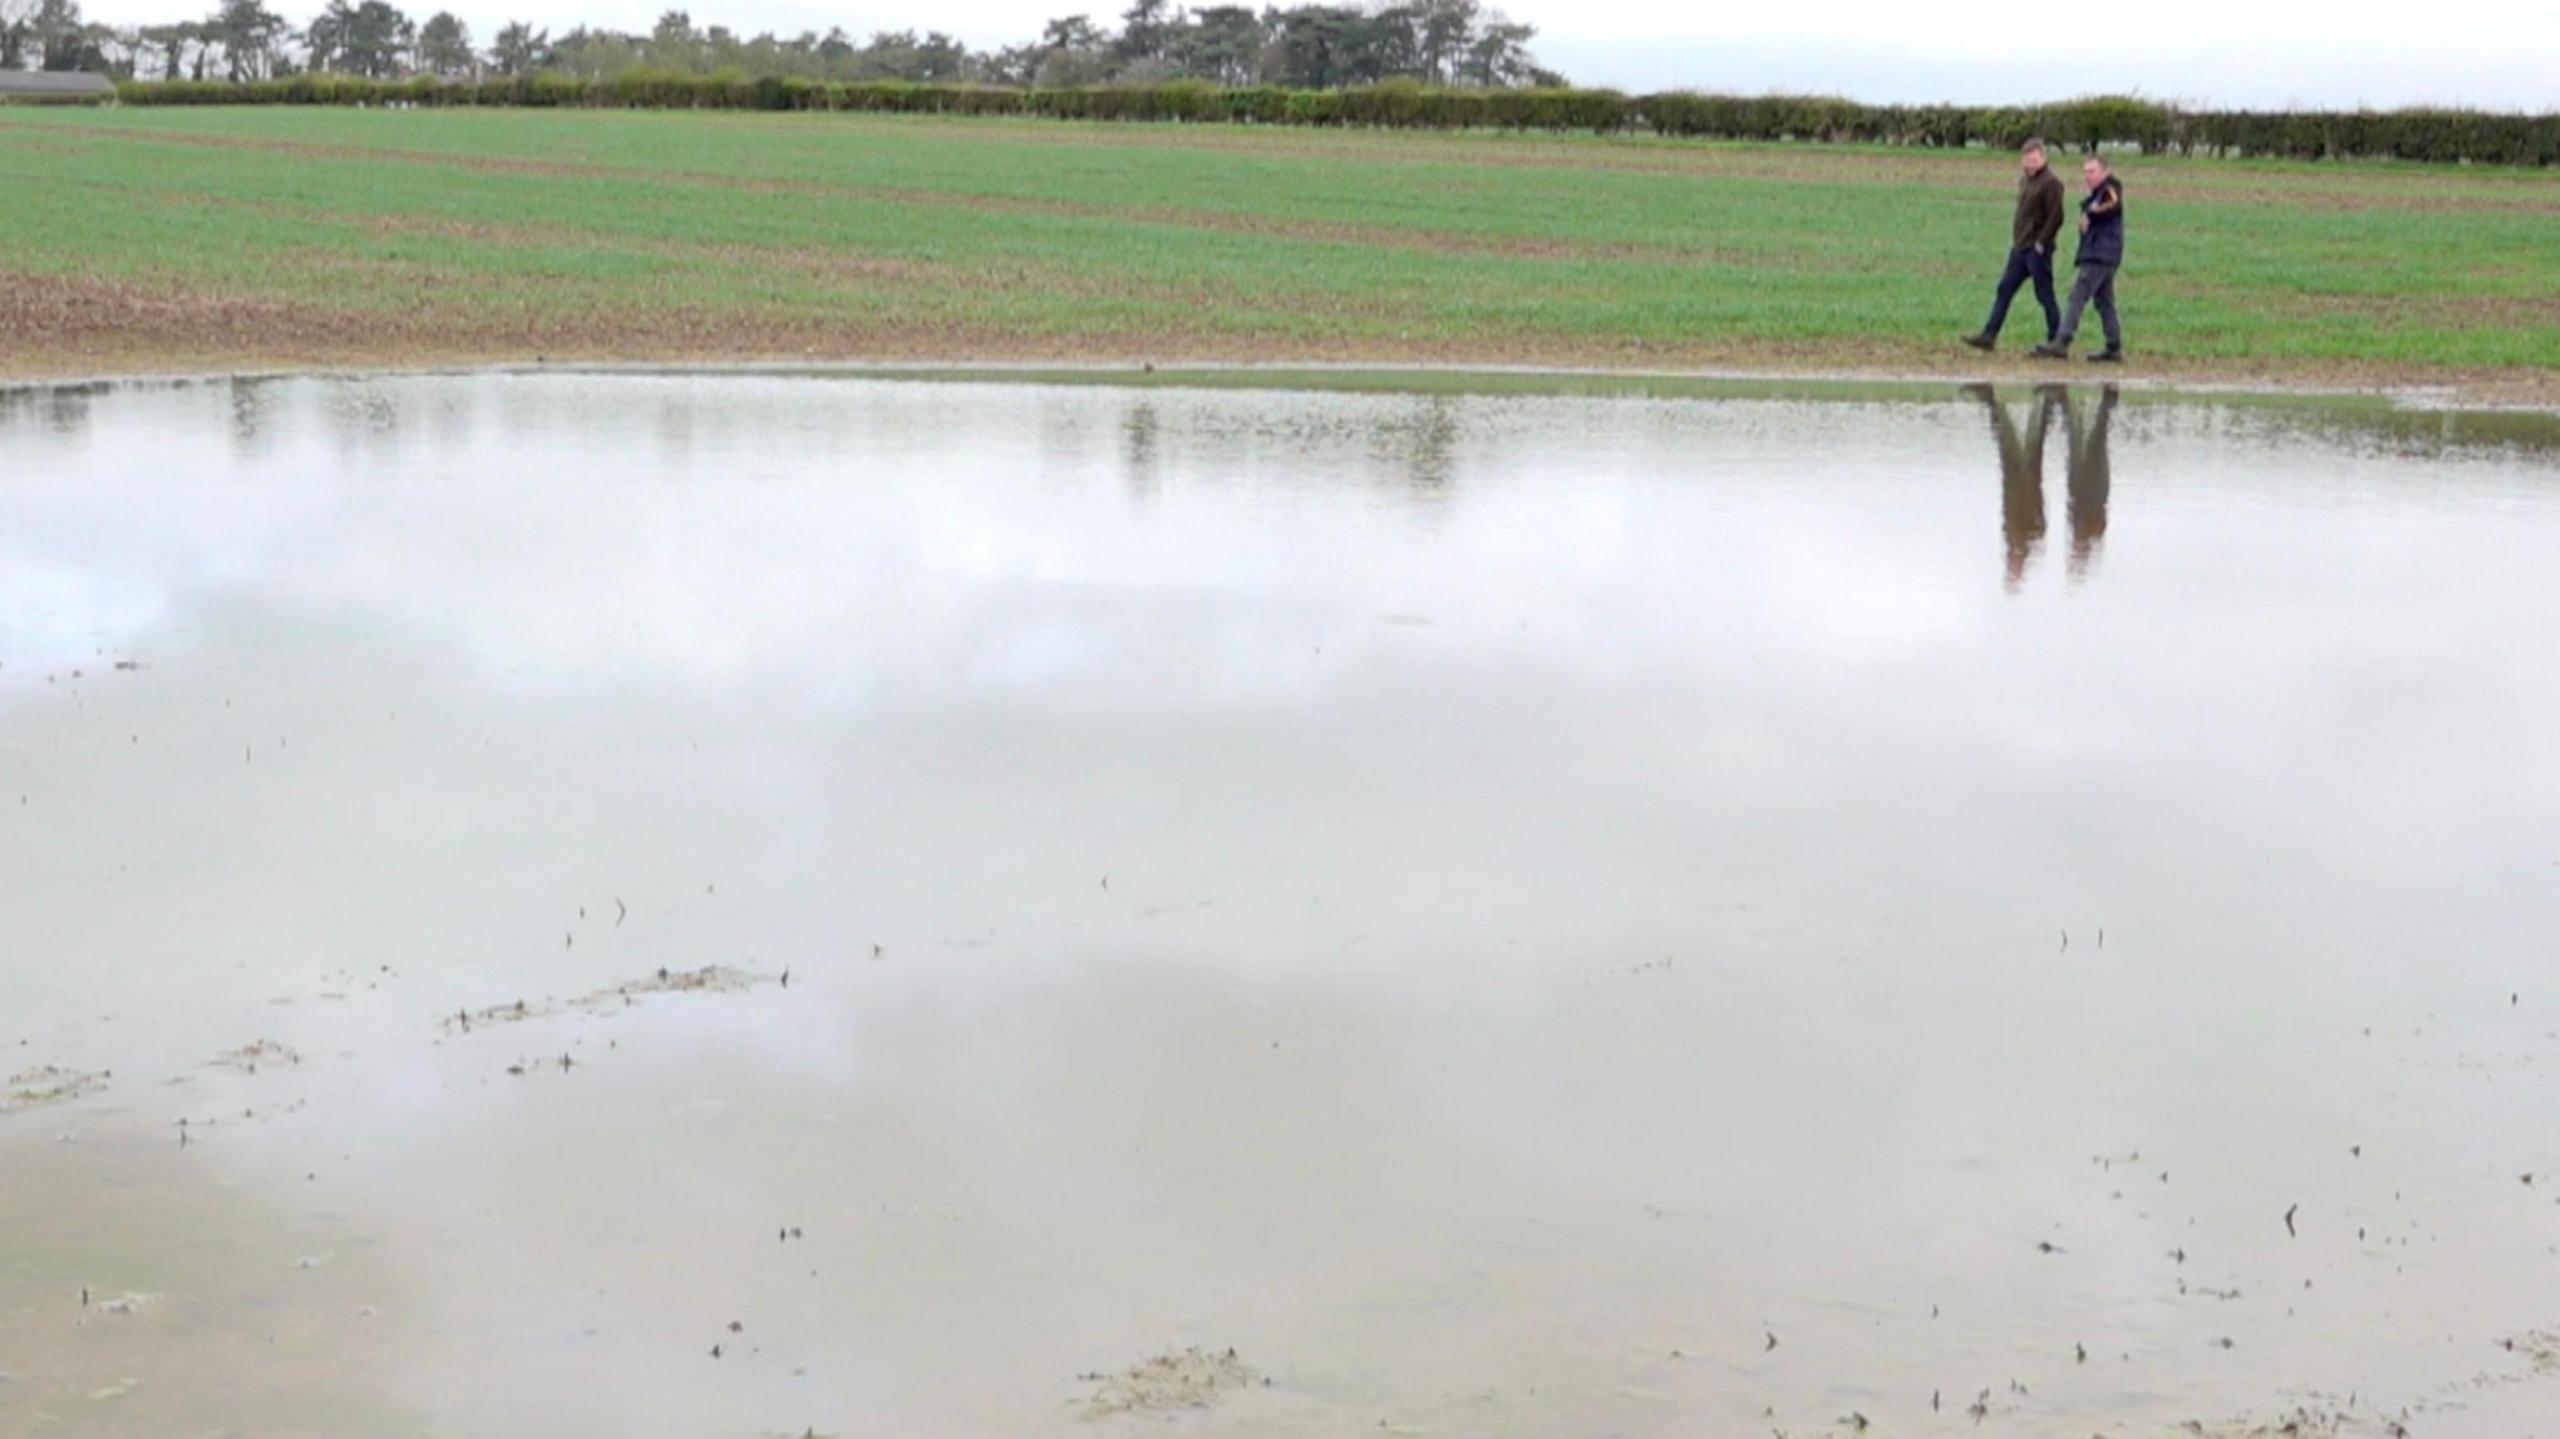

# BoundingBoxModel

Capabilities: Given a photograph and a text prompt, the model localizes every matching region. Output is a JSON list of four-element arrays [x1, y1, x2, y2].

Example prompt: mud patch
[[0, 269, 365, 354], [1079, 1346, 1261, 1418]]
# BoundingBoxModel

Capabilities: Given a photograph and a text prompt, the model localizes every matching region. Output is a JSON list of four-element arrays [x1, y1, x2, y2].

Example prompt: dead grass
[[1079, 1346, 1262, 1417], [2, 1064, 111, 1115]]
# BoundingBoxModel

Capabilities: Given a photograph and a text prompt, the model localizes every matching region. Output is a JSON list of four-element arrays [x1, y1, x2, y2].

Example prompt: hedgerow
[[111, 78, 2560, 166]]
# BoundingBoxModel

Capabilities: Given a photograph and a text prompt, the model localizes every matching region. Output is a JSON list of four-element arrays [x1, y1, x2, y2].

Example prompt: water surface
[[4, 374, 2559, 1439]]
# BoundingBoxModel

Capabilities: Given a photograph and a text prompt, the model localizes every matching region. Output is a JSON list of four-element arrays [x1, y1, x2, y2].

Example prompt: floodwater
[[4, 372, 2559, 1439]]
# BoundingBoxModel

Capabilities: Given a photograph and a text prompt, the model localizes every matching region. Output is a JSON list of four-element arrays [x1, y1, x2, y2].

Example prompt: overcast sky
[[90, 0, 2560, 109]]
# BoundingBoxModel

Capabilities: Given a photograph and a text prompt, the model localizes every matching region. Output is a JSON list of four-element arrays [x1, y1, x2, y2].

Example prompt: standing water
[[3, 373, 2558, 1439]]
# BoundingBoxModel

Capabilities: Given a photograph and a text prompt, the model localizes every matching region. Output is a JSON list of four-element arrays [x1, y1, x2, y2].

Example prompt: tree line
[[0, 0, 1557, 89], [116, 74, 2560, 168]]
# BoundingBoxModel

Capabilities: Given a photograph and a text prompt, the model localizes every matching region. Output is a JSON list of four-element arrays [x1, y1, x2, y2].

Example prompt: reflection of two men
[[1969, 383, 2114, 587]]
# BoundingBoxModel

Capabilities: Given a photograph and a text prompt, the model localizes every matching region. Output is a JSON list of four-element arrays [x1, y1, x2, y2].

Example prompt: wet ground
[[3, 373, 2558, 1439]]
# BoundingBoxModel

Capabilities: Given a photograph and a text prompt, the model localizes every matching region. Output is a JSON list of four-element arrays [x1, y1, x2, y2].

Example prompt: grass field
[[3, 105, 2557, 391]]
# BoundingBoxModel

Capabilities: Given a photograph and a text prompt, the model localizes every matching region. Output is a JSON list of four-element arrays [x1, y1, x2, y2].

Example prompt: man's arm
[[2087, 180, 2123, 216]]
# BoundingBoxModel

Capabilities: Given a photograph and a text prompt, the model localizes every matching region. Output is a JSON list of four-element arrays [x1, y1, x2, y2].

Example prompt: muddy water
[[3, 373, 2559, 1439]]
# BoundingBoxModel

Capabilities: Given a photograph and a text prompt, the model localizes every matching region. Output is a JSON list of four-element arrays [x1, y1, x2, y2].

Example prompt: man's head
[[2021, 138, 2048, 174], [2083, 155, 2111, 187]]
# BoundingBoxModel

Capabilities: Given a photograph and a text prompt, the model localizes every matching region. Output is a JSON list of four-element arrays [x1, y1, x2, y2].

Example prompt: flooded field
[[3, 372, 2559, 1439]]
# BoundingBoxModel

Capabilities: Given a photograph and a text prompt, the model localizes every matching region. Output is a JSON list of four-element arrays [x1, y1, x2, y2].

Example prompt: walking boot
[[1961, 332, 1996, 352], [2088, 348, 2124, 364], [2028, 340, 2070, 360]]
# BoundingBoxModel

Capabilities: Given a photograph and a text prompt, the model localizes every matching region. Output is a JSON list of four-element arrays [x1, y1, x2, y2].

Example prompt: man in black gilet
[[2033, 156, 2126, 363]]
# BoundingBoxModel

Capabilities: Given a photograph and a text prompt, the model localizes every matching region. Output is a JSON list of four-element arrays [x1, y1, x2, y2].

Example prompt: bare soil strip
[[8, 267, 2556, 405]]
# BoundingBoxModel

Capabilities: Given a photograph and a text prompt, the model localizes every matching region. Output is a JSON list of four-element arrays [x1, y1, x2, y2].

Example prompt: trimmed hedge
[[113, 75, 2560, 166]]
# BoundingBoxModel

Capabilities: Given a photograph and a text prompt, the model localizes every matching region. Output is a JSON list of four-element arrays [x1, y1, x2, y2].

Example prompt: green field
[[3, 105, 2557, 388]]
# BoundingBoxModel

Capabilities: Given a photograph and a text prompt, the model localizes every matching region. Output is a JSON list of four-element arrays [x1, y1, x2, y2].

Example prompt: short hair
[[2086, 152, 2110, 169], [2021, 136, 2046, 154]]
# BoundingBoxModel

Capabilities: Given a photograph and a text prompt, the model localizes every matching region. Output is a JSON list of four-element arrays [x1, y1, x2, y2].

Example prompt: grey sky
[[84, 0, 2560, 108]]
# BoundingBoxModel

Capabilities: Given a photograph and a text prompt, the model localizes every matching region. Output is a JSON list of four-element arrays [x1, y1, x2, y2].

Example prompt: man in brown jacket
[[1962, 138, 2065, 352]]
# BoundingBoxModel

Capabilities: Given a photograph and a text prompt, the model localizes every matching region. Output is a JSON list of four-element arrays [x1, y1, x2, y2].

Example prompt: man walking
[[1962, 138, 2065, 352], [2033, 156, 2126, 363]]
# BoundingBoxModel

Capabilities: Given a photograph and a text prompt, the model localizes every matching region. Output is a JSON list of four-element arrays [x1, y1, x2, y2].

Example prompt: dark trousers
[[1983, 245, 2059, 341], [2058, 261, 2122, 352]]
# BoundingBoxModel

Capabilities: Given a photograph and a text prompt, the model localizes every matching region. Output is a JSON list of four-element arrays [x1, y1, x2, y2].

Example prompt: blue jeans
[[1983, 245, 2059, 341]]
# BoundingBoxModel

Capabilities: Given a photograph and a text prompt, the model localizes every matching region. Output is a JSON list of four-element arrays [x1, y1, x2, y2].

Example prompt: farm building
[[0, 71, 115, 102]]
